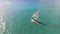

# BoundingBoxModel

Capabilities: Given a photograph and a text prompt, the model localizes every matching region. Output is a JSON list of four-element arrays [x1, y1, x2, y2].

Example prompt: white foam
[[0, 16, 5, 34], [0, 16, 3, 21]]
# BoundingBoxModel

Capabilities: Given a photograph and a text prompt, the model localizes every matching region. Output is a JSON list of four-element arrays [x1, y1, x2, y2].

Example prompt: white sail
[[32, 10, 40, 19], [31, 10, 40, 22]]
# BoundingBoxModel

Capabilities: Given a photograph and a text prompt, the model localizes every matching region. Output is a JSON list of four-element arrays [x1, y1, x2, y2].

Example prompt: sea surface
[[0, 0, 60, 34]]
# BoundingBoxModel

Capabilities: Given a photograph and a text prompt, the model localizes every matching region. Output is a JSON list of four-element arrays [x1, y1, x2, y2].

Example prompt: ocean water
[[0, 0, 60, 34]]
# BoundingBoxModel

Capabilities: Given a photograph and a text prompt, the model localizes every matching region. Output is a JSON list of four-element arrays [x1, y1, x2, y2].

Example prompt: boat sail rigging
[[32, 10, 40, 19], [31, 10, 40, 22]]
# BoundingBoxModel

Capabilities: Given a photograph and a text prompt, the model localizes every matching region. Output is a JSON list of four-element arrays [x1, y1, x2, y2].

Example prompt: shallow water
[[0, 0, 60, 34]]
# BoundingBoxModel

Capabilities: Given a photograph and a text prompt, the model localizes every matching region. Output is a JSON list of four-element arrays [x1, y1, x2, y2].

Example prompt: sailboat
[[31, 10, 42, 24]]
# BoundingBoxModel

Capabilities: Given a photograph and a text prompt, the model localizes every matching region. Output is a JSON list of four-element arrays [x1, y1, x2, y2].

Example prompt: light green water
[[1, 0, 60, 34]]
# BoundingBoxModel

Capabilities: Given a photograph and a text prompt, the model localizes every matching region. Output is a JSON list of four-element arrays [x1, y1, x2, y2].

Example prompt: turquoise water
[[0, 0, 60, 34]]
